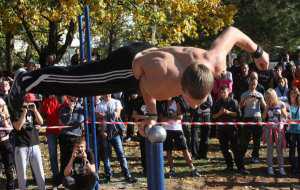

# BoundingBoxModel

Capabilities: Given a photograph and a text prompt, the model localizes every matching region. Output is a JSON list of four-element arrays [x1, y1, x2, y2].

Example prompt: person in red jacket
[[40, 95, 62, 188]]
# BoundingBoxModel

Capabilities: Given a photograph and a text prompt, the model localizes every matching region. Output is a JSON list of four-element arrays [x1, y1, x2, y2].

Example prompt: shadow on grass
[[205, 177, 300, 189]]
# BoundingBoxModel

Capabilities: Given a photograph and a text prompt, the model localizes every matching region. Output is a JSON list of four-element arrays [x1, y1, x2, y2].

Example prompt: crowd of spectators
[[0, 50, 300, 189]]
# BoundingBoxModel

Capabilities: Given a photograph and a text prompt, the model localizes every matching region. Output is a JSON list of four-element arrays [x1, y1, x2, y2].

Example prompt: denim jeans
[[99, 135, 131, 177], [14, 145, 45, 190], [47, 134, 60, 185]]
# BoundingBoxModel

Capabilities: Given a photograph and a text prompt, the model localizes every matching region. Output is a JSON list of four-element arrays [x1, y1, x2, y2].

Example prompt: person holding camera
[[0, 97, 15, 189], [12, 93, 45, 190], [95, 94, 136, 183], [63, 137, 98, 190], [240, 72, 266, 164], [58, 96, 84, 168]]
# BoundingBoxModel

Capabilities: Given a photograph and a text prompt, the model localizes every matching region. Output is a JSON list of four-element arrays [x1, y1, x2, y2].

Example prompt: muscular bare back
[[132, 46, 211, 101]]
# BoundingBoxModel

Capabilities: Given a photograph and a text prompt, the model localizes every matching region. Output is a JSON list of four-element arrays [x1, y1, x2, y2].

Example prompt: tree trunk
[[24, 46, 32, 64], [39, 46, 48, 68], [48, 21, 58, 56], [108, 29, 114, 54], [5, 32, 14, 72], [39, 20, 75, 68]]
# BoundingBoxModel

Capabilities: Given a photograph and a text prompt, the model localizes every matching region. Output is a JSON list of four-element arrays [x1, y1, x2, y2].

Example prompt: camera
[[73, 150, 86, 175], [22, 104, 35, 110], [76, 150, 84, 158], [28, 104, 35, 109]]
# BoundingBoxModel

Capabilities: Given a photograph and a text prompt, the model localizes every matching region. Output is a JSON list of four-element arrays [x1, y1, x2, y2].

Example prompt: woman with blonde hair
[[263, 88, 288, 176], [0, 97, 15, 189]]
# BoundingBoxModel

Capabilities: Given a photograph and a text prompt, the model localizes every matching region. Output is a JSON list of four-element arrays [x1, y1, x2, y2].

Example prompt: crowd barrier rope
[[0, 120, 298, 131]]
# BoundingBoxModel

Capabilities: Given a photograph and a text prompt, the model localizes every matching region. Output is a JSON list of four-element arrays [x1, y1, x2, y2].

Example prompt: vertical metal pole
[[153, 143, 165, 190], [84, 6, 99, 190], [146, 125, 166, 190], [146, 139, 154, 190], [78, 15, 90, 150]]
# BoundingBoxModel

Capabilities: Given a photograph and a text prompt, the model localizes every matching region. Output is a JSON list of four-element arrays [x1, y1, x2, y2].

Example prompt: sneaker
[[267, 167, 274, 175], [125, 176, 137, 183], [8, 68, 27, 112], [168, 169, 176, 178], [251, 157, 260, 164], [279, 167, 286, 176]]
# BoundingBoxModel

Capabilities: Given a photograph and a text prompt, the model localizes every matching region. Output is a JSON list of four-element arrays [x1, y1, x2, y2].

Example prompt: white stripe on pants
[[14, 145, 45, 190]]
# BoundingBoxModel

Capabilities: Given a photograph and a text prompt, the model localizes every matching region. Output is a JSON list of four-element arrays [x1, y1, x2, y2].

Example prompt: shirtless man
[[8, 27, 269, 128]]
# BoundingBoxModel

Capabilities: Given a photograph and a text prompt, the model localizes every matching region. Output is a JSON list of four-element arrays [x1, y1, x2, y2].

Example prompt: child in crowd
[[287, 88, 300, 175], [263, 89, 288, 176]]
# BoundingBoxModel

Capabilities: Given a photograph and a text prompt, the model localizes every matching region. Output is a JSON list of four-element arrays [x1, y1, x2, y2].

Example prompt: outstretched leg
[[9, 42, 152, 111]]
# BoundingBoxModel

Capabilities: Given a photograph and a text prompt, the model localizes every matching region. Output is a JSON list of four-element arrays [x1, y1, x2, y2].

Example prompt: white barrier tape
[[0, 120, 297, 131]]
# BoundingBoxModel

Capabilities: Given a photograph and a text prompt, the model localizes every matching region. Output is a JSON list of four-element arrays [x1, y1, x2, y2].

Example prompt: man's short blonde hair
[[181, 63, 214, 100]]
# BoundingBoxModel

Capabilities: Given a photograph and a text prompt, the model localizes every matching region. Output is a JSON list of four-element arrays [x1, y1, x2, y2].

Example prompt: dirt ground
[[1, 137, 300, 190]]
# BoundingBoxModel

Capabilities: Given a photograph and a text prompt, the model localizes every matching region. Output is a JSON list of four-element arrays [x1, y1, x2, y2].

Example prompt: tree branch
[[56, 20, 75, 62], [48, 21, 58, 55], [19, 16, 41, 55]]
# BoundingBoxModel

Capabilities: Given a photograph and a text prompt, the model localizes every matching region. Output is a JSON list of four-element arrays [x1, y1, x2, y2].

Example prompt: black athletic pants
[[0, 139, 15, 189], [240, 117, 262, 159], [191, 114, 210, 159], [23, 42, 152, 96]]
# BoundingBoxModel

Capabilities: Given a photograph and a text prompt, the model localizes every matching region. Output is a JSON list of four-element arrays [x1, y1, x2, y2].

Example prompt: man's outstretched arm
[[207, 26, 269, 75]]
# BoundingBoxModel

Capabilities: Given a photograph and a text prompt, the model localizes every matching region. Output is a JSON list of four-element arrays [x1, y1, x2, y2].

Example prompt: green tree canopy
[[225, 0, 300, 52]]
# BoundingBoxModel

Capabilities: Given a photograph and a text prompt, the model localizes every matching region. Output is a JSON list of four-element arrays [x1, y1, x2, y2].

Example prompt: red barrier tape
[[88, 120, 295, 126], [0, 120, 298, 131]]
